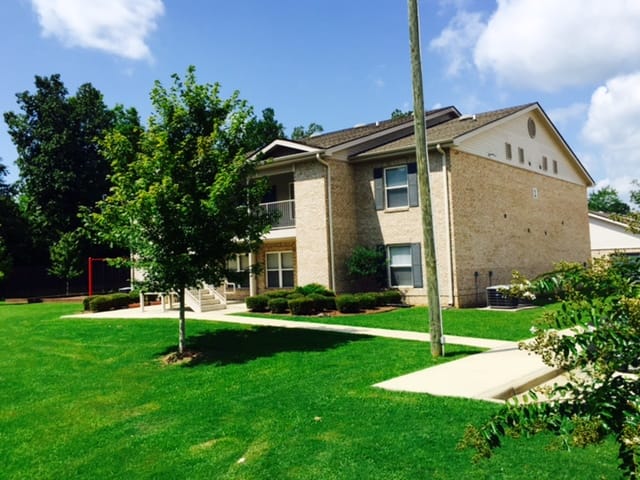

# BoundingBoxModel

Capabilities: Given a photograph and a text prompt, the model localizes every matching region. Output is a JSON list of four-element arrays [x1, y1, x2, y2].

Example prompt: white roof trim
[[589, 212, 631, 229], [253, 139, 321, 160]]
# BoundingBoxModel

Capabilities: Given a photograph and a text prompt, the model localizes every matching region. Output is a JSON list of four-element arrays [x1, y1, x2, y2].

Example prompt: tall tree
[[291, 122, 324, 140], [89, 67, 274, 355], [49, 230, 83, 295], [4, 75, 117, 250], [390, 108, 412, 119], [588, 185, 630, 214], [243, 107, 285, 151]]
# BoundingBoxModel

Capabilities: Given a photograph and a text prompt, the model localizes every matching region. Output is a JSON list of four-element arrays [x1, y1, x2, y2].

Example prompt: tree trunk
[[178, 286, 186, 355]]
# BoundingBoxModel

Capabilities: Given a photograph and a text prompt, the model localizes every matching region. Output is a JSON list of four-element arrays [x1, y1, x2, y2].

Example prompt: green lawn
[[0, 302, 619, 479], [239, 304, 561, 341]]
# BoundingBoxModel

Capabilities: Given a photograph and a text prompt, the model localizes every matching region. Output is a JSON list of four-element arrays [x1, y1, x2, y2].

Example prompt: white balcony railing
[[261, 199, 295, 229]]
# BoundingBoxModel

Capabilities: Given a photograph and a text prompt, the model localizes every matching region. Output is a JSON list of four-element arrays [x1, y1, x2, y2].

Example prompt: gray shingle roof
[[358, 103, 535, 156]]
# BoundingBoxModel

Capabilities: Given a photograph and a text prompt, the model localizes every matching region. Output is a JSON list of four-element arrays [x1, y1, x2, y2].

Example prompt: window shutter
[[408, 163, 418, 207], [373, 168, 384, 210], [411, 243, 423, 288]]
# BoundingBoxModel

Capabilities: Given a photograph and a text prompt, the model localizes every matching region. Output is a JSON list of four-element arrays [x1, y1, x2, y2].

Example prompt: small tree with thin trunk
[[88, 66, 273, 356], [48, 231, 83, 295]]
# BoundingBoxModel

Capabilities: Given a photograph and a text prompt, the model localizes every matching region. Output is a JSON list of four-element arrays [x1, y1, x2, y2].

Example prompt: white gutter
[[316, 152, 336, 290], [437, 143, 455, 306]]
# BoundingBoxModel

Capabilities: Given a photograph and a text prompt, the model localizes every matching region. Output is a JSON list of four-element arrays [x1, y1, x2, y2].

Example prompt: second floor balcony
[[261, 199, 295, 229]]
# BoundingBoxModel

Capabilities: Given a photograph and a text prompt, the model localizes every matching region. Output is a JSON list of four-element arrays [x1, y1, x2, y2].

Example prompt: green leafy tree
[[346, 246, 387, 291], [460, 257, 640, 478], [4, 75, 119, 252], [48, 231, 83, 295], [588, 185, 630, 214], [243, 107, 285, 151], [0, 236, 10, 284], [291, 122, 324, 140], [390, 108, 412, 119], [89, 66, 274, 355]]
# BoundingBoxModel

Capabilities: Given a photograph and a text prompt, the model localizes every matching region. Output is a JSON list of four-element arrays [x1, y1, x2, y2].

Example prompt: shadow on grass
[[159, 326, 368, 367]]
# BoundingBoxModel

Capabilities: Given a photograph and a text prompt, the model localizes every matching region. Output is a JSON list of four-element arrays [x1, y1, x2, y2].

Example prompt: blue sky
[[2, 0, 640, 200]]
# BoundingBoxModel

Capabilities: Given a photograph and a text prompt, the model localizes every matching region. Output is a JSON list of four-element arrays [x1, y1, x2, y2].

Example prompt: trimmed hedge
[[268, 297, 289, 314], [380, 289, 403, 305], [288, 297, 315, 315], [294, 283, 335, 297], [246, 295, 269, 312], [335, 294, 360, 314], [88, 293, 136, 312], [355, 293, 377, 310]]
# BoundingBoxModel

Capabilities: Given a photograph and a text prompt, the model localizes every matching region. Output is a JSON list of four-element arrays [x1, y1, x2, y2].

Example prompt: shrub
[[355, 293, 377, 310], [346, 246, 387, 290], [265, 290, 295, 299], [295, 283, 335, 297], [246, 295, 269, 312], [288, 297, 315, 315], [267, 297, 289, 314], [379, 289, 403, 305], [88, 293, 134, 312], [83, 295, 97, 311], [321, 295, 336, 311], [336, 294, 360, 313]]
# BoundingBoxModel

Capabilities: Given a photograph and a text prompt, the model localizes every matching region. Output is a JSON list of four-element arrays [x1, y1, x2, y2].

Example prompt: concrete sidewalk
[[66, 303, 558, 402]]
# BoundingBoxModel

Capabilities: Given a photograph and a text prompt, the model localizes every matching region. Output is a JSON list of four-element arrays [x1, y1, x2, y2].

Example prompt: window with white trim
[[386, 243, 423, 288], [227, 254, 250, 289], [266, 251, 294, 288], [385, 165, 409, 208]]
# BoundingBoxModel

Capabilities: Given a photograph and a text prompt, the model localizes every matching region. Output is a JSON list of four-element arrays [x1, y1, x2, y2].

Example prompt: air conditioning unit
[[486, 285, 518, 308]]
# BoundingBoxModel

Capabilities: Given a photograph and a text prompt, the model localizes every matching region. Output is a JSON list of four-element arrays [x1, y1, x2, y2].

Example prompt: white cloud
[[473, 0, 640, 90], [581, 73, 640, 200], [547, 102, 588, 128], [429, 10, 485, 76], [30, 0, 164, 61]]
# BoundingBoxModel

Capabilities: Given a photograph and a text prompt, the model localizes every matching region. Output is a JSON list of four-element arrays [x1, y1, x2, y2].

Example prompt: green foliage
[[0, 236, 11, 283], [390, 108, 412, 119], [336, 294, 360, 313], [264, 289, 295, 299], [88, 66, 275, 353], [346, 246, 387, 290], [294, 283, 335, 297], [88, 293, 135, 312], [379, 289, 403, 305], [246, 295, 269, 312], [290, 122, 323, 140], [588, 185, 630, 214], [48, 230, 84, 294], [4, 74, 128, 252], [355, 293, 377, 310], [242, 107, 285, 151], [287, 296, 315, 315], [267, 297, 288, 314], [463, 255, 640, 478]]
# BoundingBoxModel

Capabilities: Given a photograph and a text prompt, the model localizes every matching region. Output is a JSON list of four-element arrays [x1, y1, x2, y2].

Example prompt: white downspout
[[437, 143, 454, 306], [248, 251, 256, 297], [316, 152, 336, 290]]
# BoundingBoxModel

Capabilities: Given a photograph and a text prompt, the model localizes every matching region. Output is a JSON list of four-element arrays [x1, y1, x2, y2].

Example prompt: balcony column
[[249, 251, 256, 296]]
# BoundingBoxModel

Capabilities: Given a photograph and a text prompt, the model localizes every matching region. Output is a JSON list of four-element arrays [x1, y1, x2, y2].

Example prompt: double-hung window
[[266, 252, 294, 288], [226, 254, 250, 289], [374, 163, 418, 210], [385, 165, 409, 208], [387, 244, 423, 288]]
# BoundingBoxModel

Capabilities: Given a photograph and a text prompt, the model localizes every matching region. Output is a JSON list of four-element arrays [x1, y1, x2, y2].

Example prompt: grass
[[239, 304, 562, 341], [0, 302, 619, 479]]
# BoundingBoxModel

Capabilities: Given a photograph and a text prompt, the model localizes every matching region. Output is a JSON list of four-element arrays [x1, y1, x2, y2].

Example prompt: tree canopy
[[243, 107, 285, 151], [89, 66, 274, 354], [291, 122, 324, 140], [3, 75, 136, 251], [588, 185, 631, 214]]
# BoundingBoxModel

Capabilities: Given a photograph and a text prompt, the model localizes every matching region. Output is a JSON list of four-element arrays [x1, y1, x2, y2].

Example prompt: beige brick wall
[[292, 160, 331, 288], [448, 149, 591, 307], [254, 239, 297, 293]]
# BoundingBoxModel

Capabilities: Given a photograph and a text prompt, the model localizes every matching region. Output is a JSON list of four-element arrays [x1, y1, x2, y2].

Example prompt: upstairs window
[[385, 165, 409, 208], [374, 163, 418, 210]]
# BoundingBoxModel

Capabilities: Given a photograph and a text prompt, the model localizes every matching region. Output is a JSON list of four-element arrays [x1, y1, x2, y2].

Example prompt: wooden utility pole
[[407, 0, 444, 357]]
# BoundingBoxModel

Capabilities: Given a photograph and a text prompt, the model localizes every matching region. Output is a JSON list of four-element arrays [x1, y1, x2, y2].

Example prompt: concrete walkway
[[66, 303, 559, 402]]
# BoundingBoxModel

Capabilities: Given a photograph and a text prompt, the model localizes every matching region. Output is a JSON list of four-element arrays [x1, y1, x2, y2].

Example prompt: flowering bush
[[498, 271, 536, 302]]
